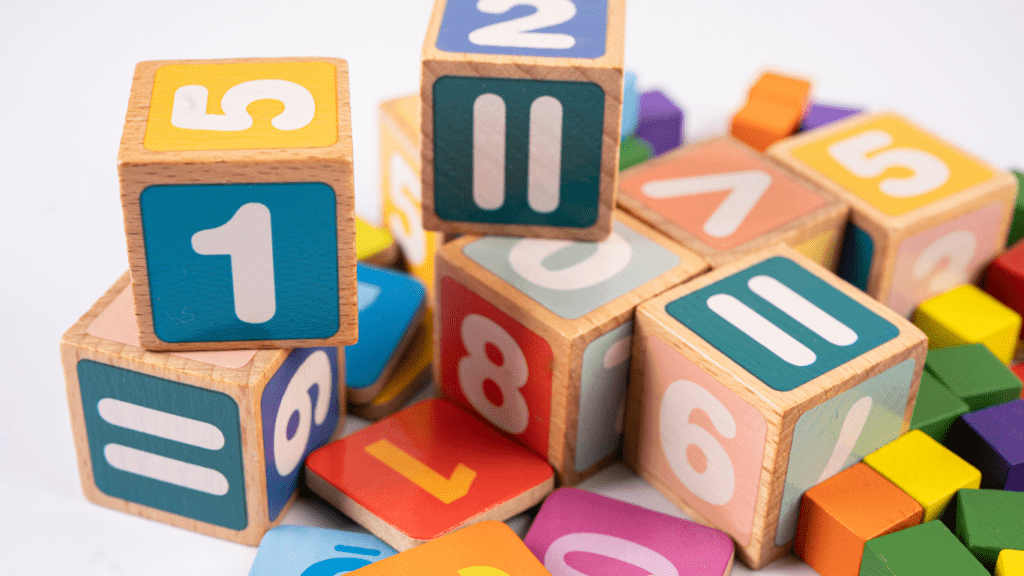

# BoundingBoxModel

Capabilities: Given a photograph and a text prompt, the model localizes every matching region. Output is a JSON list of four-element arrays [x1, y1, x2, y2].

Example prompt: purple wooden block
[[800, 102, 863, 131], [947, 399, 1024, 491], [636, 90, 683, 155], [523, 488, 734, 576]]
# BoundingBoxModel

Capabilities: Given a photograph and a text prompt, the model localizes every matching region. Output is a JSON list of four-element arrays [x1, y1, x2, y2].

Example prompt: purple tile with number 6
[[947, 399, 1024, 491]]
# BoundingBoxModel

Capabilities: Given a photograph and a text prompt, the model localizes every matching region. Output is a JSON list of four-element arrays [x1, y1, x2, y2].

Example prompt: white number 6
[[274, 350, 333, 477]]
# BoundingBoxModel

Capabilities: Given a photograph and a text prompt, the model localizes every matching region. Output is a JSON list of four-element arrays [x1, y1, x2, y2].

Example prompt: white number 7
[[827, 129, 950, 198]]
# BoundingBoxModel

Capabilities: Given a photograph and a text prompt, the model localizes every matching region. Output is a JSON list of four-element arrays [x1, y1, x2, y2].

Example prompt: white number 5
[[172, 79, 316, 132], [469, 0, 577, 49], [828, 129, 950, 198]]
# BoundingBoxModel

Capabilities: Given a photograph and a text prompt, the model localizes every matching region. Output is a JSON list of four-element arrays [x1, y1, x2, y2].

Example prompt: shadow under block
[[998, 550, 1024, 576], [794, 463, 923, 576], [60, 273, 346, 544], [863, 430, 981, 522], [346, 264, 426, 404], [618, 136, 848, 269], [909, 371, 969, 443], [350, 309, 434, 421], [380, 94, 443, 304], [304, 399, 554, 551], [524, 487, 735, 576], [343, 521, 554, 576], [420, 0, 626, 240], [356, 218, 399, 268], [859, 521, 989, 576], [925, 344, 1024, 410], [914, 286, 1023, 363], [118, 57, 357, 351], [622, 244, 927, 569], [730, 71, 811, 152], [768, 111, 1017, 317], [954, 489, 1024, 569], [434, 212, 708, 485], [946, 399, 1024, 491], [248, 525, 397, 575], [986, 240, 1024, 317]]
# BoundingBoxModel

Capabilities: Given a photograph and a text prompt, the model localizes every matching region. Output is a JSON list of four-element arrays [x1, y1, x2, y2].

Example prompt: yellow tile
[[863, 429, 981, 522], [997, 550, 1024, 576], [913, 285, 1022, 364], [356, 217, 395, 261]]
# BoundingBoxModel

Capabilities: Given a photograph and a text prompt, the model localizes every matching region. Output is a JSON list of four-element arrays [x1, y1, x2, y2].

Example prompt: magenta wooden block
[[800, 102, 863, 131], [947, 399, 1024, 491], [636, 90, 684, 155], [523, 487, 734, 576]]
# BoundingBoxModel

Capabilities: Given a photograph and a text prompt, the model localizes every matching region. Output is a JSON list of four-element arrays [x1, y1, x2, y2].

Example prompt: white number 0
[[458, 314, 530, 434]]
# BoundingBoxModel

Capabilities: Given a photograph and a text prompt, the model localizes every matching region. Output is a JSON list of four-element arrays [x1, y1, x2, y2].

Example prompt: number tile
[[61, 273, 346, 544], [350, 309, 434, 421], [248, 525, 396, 575], [304, 399, 554, 551]]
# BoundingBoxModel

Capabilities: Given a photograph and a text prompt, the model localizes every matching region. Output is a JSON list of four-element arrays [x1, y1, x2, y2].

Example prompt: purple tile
[[800, 102, 863, 131], [947, 399, 1024, 491], [636, 90, 683, 155]]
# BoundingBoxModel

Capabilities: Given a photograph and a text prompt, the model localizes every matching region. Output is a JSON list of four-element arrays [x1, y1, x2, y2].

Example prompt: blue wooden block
[[622, 71, 639, 138], [249, 525, 396, 575]]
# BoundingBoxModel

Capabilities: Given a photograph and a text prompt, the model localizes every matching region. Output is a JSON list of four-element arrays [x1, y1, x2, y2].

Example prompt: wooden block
[[997, 549, 1024, 576], [915, 289, 1023, 364], [60, 273, 346, 544], [357, 217, 400, 268], [925, 344, 1024, 410], [986, 240, 1024, 316], [248, 525, 396, 575], [910, 371, 969, 443], [420, 0, 625, 241], [731, 72, 811, 152], [118, 57, 357, 351], [346, 265, 426, 404], [1007, 170, 1024, 246], [859, 521, 989, 576], [863, 430, 981, 522], [768, 111, 1017, 317], [350, 309, 434, 421], [435, 212, 708, 485], [800, 102, 863, 132], [748, 72, 812, 108], [622, 70, 639, 139], [954, 489, 1024, 569], [622, 244, 927, 568], [946, 399, 1024, 491], [342, 521, 554, 575], [794, 463, 923, 576], [637, 89, 684, 155], [380, 94, 444, 305], [305, 399, 553, 551], [620, 136, 653, 170], [618, 136, 849, 269], [524, 487, 735, 576]]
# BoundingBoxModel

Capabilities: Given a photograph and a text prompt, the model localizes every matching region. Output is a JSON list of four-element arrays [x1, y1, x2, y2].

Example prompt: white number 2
[[912, 230, 977, 294], [458, 314, 530, 434], [828, 129, 950, 197], [171, 79, 315, 132], [468, 0, 577, 49], [273, 350, 333, 477]]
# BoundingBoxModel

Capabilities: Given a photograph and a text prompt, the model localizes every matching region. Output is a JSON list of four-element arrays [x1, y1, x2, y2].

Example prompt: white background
[[1, 1, 1021, 573]]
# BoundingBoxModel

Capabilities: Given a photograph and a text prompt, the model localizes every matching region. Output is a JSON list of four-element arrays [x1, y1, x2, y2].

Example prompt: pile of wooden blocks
[[59, 0, 1023, 575]]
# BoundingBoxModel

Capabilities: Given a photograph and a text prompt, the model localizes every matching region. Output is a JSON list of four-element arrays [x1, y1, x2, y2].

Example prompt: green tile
[[1007, 170, 1024, 247], [860, 521, 988, 576], [955, 489, 1024, 569], [925, 344, 1023, 411], [911, 371, 970, 443], [620, 135, 653, 170]]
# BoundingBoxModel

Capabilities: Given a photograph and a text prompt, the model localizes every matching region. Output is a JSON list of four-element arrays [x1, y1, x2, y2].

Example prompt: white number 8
[[274, 350, 334, 477], [458, 314, 530, 434]]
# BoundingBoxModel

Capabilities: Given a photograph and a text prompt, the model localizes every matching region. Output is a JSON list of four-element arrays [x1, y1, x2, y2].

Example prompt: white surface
[[1, 0, 1022, 573]]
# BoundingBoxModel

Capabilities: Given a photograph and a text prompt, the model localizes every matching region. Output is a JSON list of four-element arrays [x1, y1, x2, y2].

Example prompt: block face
[[956, 489, 1024, 569], [926, 344, 1024, 410], [775, 358, 916, 545], [948, 399, 1024, 491], [915, 287, 1023, 364], [888, 202, 1005, 316], [859, 521, 989, 576], [438, 277, 553, 456], [636, 89, 683, 155], [140, 182, 338, 343], [248, 525, 396, 575], [639, 335, 769, 546], [435, 0, 609, 58], [575, 320, 632, 472], [144, 61, 338, 151], [261, 347, 340, 522], [77, 360, 247, 530], [666, 256, 899, 391], [524, 488, 734, 576], [787, 112, 996, 216], [462, 219, 680, 319], [910, 371, 969, 442], [432, 76, 605, 228], [997, 549, 1024, 576], [837, 223, 874, 291], [619, 139, 828, 251]]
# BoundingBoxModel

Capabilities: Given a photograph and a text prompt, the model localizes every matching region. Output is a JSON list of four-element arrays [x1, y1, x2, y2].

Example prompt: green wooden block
[[1007, 170, 1024, 247], [620, 135, 653, 170], [860, 521, 989, 575], [911, 371, 970, 443], [925, 344, 1023, 411], [955, 489, 1024, 569]]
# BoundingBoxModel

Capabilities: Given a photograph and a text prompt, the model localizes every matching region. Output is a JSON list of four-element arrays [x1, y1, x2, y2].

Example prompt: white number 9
[[274, 350, 334, 476]]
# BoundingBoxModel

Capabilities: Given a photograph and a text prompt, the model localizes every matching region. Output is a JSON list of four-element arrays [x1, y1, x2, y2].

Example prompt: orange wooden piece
[[749, 72, 812, 108], [731, 72, 811, 152], [794, 463, 923, 576]]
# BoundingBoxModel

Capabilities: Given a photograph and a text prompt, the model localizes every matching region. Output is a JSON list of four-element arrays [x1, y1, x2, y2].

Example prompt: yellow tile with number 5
[[913, 285, 1022, 364]]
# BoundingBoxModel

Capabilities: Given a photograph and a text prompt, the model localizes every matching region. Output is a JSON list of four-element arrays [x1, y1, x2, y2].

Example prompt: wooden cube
[[946, 399, 1024, 491], [357, 217, 400, 268], [1007, 170, 1024, 246], [380, 94, 443, 304], [60, 273, 346, 544], [997, 549, 1024, 576], [420, 0, 625, 240], [768, 111, 1017, 317], [859, 521, 989, 576], [910, 371, 969, 443], [985, 240, 1024, 316], [623, 244, 927, 568], [618, 136, 848, 269], [731, 71, 811, 152], [435, 212, 707, 485], [925, 344, 1024, 410], [118, 57, 357, 351], [954, 489, 1024, 569], [914, 286, 1022, 364]]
